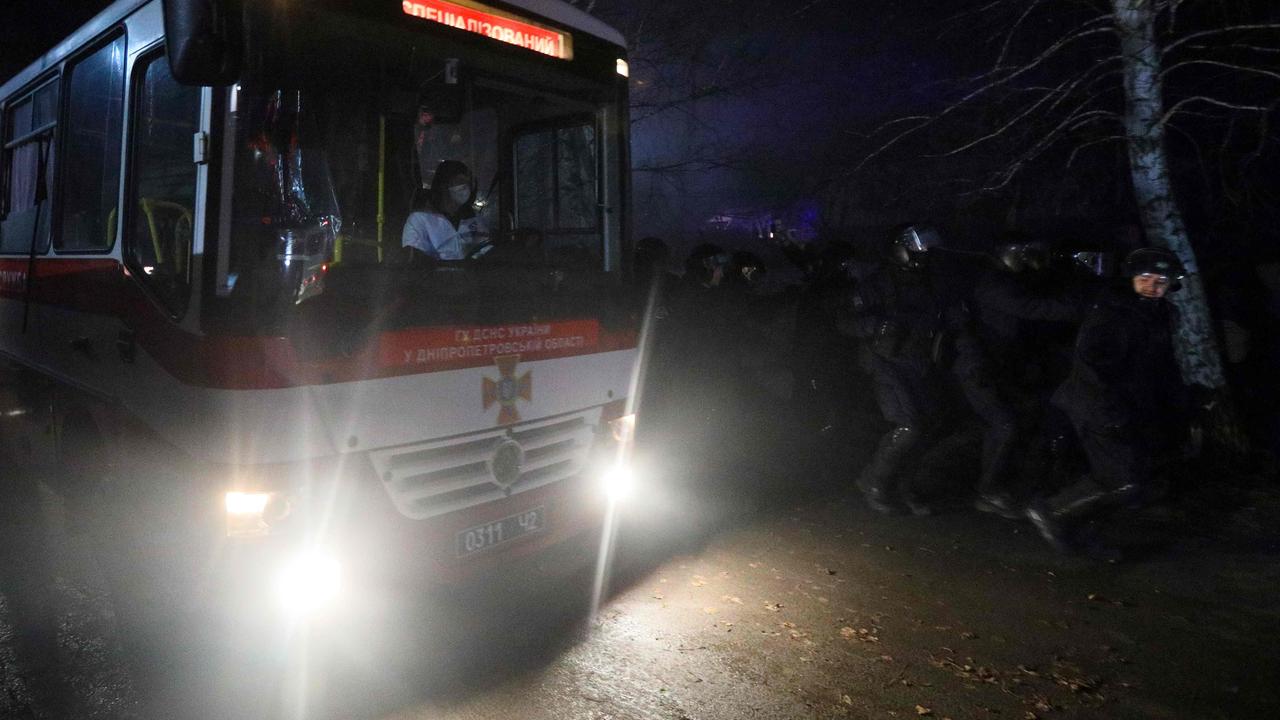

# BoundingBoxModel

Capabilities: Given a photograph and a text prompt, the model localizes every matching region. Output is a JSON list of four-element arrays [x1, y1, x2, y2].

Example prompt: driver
[[402, 159, 488, 261]]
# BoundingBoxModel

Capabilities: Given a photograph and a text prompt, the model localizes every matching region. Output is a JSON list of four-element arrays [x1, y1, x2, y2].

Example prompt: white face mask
[[448, 184, 471, 205]]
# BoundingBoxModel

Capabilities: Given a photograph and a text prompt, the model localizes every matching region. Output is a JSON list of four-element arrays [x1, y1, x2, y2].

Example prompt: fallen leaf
[[840, 627, 857, 639], [841, 694, 853, 705], [915, 705, 933, 716]]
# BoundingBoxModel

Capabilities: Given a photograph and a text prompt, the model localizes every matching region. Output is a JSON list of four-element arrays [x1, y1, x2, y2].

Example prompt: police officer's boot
[[1025, 482, 1140, 555], [974, 421, 1021, 519], [856, 426, 918, 514]]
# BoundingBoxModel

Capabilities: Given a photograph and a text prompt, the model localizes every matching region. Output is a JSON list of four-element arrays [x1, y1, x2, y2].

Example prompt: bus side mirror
[[162, 0, 242, 86]]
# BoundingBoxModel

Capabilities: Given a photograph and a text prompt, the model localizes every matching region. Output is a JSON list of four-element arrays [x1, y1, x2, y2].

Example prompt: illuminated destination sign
[[402, 0, 574, 60]]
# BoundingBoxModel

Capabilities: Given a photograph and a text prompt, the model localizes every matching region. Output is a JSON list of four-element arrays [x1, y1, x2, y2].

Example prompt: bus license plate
[[456, 507, 546, 558]]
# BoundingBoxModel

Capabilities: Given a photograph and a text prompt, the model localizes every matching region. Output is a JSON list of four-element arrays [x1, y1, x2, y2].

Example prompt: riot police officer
[[1026, 247, 1189, 556], [850, 226, 952, 514], [967, 240, 1092, 515]]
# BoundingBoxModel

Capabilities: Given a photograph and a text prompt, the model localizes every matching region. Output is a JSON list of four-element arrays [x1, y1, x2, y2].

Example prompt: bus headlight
[[608, 413, 636, 446], [601, 463, 636, 502], [225, 491, 290, 538], [275, 552, 341, 616]]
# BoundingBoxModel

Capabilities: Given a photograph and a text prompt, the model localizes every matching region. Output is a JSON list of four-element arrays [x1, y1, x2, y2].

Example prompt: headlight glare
[[601, 463, 635, 502], [608, 413, 637, 445], [275, 552, 341, 616], [224, 491, 290, 538], [225, 491, 270, 515]]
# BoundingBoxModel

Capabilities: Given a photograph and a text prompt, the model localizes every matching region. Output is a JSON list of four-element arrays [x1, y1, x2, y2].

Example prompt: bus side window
[[57, 35, 125, 253], [0, 79, 59, 255], [126, 54, 200, 317]]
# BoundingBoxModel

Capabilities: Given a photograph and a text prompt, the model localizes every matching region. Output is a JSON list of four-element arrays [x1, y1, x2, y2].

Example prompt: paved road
[[3, 459, 1280, 719]]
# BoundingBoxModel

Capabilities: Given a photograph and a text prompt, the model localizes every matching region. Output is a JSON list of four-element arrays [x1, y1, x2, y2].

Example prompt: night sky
[[5, 0, 1277, 253], [0, 0, 961, 238], [0, 0, 113, 79]]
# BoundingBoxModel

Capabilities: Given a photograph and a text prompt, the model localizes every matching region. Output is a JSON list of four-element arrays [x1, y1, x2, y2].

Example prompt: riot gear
[[997, 242, 1050, 274], [1123, 247, 1184, 278], [846, 251, 948, 513], [1029, 275, 1188, 556], [1065, 250, 1115, 278], [685, 243, 729, 287], [1122, 247, 1185, 290], [888, 224, 940, 270]]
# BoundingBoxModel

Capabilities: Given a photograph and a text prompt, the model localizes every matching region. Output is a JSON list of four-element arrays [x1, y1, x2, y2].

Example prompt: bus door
[[109, 51, 208, 394]]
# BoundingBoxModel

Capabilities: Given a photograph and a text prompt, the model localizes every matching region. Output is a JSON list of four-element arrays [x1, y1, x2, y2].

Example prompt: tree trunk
[[1112, 0, 1226, 389]]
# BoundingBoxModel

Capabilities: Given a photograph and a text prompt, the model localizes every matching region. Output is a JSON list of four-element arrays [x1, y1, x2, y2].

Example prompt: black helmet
[[686, 243, 729, 284], [1063, 249, 1116, 278], [888, 224, 940, 270], [1122, 247, 1185, 290], [635, 236, 670, 266], [996, 242, 1049, 273]]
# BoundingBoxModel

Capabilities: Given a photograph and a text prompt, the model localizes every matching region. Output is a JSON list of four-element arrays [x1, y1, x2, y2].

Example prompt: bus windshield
[[214, 64, 623, 332]]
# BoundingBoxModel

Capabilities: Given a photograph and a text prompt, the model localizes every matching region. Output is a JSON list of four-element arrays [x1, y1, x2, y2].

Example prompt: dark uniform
[[966, 256, 1090, 511], [1028, 248, 1188, 555], [848, 233, 951, 513]]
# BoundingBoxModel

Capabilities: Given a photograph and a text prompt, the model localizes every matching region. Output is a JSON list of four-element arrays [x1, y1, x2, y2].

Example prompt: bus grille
[[368, 410, 600, 520]]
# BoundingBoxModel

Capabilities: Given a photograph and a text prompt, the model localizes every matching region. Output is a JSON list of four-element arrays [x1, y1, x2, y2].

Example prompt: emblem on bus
[[487, 439, 525, 490], [482, 355, 532, 425]]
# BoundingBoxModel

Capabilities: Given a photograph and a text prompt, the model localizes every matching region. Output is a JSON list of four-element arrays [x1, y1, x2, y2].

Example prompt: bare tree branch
[[934, 57, 1122, 157], [1066, 134, 1125, 167], [1180, 42, 1280, 55], [1159, 95, 1270, 126], [850, 22, 1116, 174], [1163, 23, 1280, 55], [1162, 59, 1280, 84], [992, 0, 1050, 71]]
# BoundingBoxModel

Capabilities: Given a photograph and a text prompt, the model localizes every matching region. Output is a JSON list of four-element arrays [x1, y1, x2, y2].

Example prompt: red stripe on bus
[[2, 258, 639, 390]]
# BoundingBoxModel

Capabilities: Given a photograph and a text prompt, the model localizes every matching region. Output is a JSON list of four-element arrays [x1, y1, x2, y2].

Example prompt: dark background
[[0, 1, 111, 79], [4, 1, 1278, 260]]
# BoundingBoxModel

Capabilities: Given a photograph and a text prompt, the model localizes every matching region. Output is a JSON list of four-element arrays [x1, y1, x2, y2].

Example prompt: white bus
[[0, 0, 638, 632]]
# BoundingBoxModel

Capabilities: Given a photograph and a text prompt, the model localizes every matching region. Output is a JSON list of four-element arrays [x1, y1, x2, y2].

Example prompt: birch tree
[[852, 0, 1280, 391], [1116, 0, 1219, 387]]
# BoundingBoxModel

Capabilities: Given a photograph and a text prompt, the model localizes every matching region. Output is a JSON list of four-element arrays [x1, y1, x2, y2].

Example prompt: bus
[[0, 0, 639, 632]]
